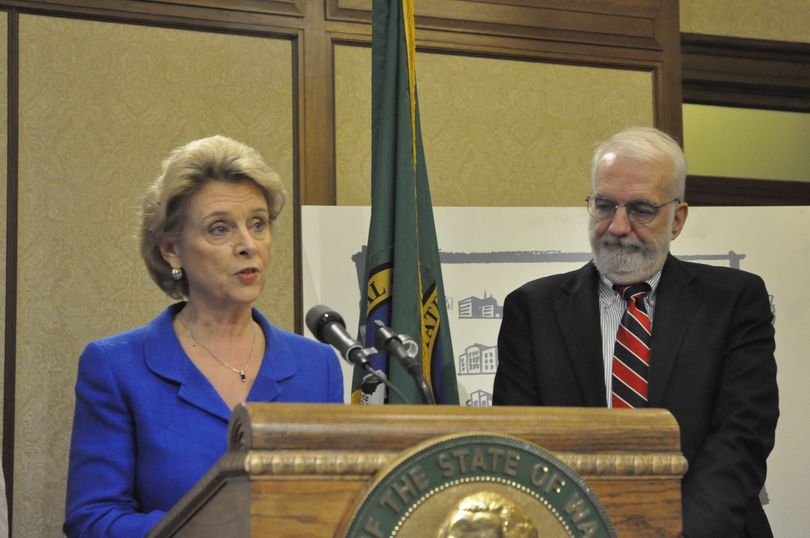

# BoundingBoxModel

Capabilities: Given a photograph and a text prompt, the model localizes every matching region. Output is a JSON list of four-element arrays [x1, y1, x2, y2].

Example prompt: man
[[493, 127, 778, 538]]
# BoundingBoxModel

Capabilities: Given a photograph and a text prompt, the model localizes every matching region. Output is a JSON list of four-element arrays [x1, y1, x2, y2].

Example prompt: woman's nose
[[234, 226, 257, 256]]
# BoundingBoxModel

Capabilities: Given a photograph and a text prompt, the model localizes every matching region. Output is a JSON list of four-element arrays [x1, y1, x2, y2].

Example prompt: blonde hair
[[140, 135, 286, 298]]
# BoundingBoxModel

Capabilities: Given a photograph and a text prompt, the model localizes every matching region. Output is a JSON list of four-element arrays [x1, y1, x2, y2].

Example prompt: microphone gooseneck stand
[[374, 320, 436, 404]]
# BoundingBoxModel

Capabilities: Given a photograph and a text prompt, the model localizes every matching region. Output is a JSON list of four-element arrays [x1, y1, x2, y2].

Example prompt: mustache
[[597, 236, 645, 250]]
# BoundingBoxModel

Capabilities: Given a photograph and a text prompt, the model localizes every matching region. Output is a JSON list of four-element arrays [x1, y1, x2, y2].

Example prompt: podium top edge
[[228, 402, 681, 453]]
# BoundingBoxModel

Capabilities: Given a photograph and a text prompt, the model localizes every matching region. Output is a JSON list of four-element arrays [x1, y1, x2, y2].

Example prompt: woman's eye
[[209, 224, 228, 235], [251, 219, 266, 232]]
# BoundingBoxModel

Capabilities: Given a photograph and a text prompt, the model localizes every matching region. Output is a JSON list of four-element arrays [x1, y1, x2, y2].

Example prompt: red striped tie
[[612, 283, 651, 408]]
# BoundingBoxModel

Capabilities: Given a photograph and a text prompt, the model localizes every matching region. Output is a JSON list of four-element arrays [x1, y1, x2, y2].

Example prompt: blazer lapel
[[647, 255, 700, 407], [144, 304, 232, 423], [554, 263, 607, 406], [247, 311, 296, 402]]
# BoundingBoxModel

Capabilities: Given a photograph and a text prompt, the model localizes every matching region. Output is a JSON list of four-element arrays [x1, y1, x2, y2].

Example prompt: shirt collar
[[598, 269, 662, 307]]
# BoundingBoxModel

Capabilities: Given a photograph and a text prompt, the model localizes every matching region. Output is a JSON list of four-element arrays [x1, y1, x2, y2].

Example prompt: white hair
[[591, 127, 687, 199]]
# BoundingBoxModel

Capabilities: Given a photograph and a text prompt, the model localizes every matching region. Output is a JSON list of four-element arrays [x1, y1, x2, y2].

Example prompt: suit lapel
[[554, 263, 607, 406], [648, 255, 700, 407], [144, 304, 232, 423], [247, 311, 296, 402]]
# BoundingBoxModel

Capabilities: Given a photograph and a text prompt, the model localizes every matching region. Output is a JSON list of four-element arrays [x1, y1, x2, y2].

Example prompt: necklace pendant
[[239, 370, 247, 382]]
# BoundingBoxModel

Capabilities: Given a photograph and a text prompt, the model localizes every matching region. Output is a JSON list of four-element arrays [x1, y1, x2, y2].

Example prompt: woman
[[64, 136, 344, 537]]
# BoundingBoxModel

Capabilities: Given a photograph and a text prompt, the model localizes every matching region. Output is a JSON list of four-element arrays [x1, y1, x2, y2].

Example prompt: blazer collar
[[555, 262, 608, 406], [647, 255, 700, 406], [249, 312, 297, 400], [144, 303, 298, 422]]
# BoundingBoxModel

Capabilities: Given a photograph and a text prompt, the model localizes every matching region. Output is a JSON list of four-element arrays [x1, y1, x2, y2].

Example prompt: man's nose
[[608, 206, 632, 235]]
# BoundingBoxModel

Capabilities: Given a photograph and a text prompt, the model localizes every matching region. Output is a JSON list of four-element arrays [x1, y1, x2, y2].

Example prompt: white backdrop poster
[[301, 205, 808, 536]]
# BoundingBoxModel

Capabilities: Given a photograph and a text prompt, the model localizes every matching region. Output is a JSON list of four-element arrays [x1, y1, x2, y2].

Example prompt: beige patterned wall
[[0, 12, 7, 444], [15, 15, 293, 536], [681, 0, 810, 43], [335, 45, 654, 207]]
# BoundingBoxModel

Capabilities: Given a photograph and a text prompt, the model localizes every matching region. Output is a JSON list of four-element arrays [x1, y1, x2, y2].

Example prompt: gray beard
[[589, 228, 671, 284]]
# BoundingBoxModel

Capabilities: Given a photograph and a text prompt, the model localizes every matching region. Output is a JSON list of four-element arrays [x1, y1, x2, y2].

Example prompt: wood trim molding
[[0, 0, 304, 17], [234, 449, 688, 478], [152, 0, 305, 18], [3, 9, 20, 530], [686, 175, 810, 206], [331, 0, 664, 49], [682, 33, 810, 112], [0, 0, 307, 33]]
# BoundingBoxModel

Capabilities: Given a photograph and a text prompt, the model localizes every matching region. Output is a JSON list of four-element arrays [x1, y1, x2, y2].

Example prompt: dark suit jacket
[[64, 303, 344, 538], [493, 255, 778, 538]]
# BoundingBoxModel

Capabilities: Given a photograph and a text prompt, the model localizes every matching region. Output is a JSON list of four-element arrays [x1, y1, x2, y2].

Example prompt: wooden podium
[[148, 403, 686, 537]]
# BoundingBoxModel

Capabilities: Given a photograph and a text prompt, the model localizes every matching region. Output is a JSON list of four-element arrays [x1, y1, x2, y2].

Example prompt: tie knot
[[614, 283, 650, 301]]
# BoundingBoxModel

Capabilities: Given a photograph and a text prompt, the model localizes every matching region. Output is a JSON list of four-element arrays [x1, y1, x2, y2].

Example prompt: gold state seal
[[339, 433, 616, 538]]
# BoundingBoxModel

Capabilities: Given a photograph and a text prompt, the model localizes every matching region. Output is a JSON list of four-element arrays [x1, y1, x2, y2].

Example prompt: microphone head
[[305, 304, 347, 342], [373, 319, 397, 350]]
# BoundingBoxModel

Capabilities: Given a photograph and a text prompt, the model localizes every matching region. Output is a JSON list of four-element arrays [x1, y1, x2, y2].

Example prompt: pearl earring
[[171, 267, 184, 281]]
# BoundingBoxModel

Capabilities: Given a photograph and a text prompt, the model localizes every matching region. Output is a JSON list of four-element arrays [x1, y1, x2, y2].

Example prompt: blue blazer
[[64, 303, 344, 538]]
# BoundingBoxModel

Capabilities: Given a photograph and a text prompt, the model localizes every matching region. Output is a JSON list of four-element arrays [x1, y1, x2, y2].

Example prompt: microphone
[[305, 305, 416, 404], [306, 305, 370, 368], [373, 320, 421, 376], [373, 320, 436, 404]]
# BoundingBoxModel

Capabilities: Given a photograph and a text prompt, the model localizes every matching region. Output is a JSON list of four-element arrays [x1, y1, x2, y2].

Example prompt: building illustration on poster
[[458, 293, 503, 319], [466, 389, 492, 407], [457, 342, 498, 375]]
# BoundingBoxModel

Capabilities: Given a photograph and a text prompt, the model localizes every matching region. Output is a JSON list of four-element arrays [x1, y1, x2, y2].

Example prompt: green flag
[[351, 0, 459, 405]]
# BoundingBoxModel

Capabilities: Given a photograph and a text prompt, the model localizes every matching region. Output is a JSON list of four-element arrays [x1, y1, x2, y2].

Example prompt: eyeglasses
[[585, 195, 680, 225]]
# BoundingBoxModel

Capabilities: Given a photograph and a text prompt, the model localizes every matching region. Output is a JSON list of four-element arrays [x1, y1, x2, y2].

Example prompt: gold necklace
[[178, 312, 257, 383]]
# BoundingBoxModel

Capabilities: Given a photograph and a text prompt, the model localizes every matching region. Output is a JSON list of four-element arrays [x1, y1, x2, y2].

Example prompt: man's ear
[[159, 234, 181, 269], [671, 202, 689, 240]]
